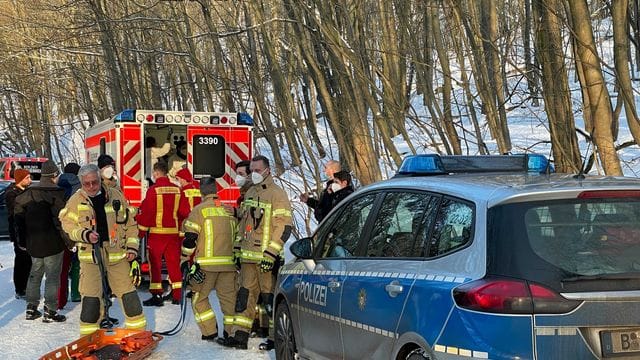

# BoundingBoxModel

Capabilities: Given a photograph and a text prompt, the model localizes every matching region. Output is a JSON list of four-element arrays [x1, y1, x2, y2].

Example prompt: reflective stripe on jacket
[[136, 177, 190, 235], [237, 175, 292, 263], [59, 186, 139, 264], [182, 194, 237, 272]]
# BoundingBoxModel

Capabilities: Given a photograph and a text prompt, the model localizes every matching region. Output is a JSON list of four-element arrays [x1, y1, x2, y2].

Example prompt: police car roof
[[363, 172, 640, 208]]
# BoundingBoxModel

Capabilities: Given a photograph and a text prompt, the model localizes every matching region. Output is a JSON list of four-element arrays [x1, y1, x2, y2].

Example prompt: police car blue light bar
[[395, 154, 553, 177], [396, 155, 447, 176]]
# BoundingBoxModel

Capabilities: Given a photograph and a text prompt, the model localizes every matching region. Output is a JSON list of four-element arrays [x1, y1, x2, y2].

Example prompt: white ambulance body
[[85, 109, 254, 207]]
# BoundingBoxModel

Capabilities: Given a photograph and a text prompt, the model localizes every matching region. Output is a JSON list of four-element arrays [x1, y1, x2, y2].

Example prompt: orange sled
[[40, 328, 162, 360]]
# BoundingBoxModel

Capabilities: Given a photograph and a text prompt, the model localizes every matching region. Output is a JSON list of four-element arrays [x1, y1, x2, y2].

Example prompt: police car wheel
[[405, 347, 429, 360], [274, 302, 297, 360]]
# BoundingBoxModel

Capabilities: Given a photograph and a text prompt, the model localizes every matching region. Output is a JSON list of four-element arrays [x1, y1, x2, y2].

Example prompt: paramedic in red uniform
[[175, 168, 201, 211], [137, 161, 190, 306]]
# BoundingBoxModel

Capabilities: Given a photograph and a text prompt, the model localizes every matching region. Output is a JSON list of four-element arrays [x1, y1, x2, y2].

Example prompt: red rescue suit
[[136, 177, 190, 301]]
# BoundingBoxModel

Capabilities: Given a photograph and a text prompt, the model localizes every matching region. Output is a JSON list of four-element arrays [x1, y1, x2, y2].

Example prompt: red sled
[[39, 328, 162, 360]]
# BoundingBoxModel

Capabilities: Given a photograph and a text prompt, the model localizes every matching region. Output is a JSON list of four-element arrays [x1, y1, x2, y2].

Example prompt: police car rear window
[[487, 198, 640, 292]]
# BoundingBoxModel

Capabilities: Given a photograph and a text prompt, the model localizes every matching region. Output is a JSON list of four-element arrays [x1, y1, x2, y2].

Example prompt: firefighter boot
[[259, 339, 275, 351], [142, 294, 164, 307], [217, 331, 248, 350], [42, 306, 67, 323], [26, 303, 42, 320]]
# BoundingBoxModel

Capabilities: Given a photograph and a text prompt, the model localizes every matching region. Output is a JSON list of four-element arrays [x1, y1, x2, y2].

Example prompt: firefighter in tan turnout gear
[[180, 177, 242, 344], [218, 155, 292, 350], [59, 164, 146, 335]]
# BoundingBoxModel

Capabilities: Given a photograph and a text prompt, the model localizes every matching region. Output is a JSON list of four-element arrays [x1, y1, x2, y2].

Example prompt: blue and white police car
[[274, 154, 640, 360]]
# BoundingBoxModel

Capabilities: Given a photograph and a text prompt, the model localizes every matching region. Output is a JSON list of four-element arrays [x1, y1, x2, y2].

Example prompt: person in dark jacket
[[329, 171, 355, 210], [299, 160, 341, 222], [57, 162, 82, 308], [6, 168, 32, 299], [14, 160, 69, 322]]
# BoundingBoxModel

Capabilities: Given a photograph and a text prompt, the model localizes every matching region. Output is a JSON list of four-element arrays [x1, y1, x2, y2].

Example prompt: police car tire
[[405, 347, 429, 360], [274, 302, 297, 360]]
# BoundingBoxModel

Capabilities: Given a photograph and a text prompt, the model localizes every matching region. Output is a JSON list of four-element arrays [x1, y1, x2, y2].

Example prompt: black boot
[[142, 294, 164, 307], [42, 306, 66, 323], [251, 328, 269, 339], [201, 333, 218, 341], [259, 339, 275, 351], [217, 331, 248, 350], [26, 304, 42, 320]]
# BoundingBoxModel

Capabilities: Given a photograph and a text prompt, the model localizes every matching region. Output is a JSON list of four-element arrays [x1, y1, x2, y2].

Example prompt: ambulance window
[[100, 138, 106, 155], [193, 135, 225, 178]]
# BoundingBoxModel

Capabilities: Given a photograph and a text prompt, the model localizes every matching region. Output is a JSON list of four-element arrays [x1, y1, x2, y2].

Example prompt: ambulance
[[84, 109, 254, 207]]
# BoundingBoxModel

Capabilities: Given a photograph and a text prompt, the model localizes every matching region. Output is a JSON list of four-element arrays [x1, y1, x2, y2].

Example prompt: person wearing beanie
[[176, 168, 201, 212], [97, 154, 120, 190], [6, 168, 32, 299], [14, 160, 70, 323], [63, 162, 81, 176], [57, 162, 83, 307]]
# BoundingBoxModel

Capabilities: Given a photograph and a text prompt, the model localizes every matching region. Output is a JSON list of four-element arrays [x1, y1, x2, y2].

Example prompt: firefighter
[[175, 168, 201, 211], [59, 164, 146, 335], [233, 160, 267, 338], [137, 161, 190, 306], [97, 154, 120, 190], [180, 177, 242, 343], [218, 155, 292, 350]]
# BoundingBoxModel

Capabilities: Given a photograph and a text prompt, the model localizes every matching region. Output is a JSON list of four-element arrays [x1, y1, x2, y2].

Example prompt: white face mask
[[235, 174, 247, 187], [330, 182, 343, 193], [102, 166, 115, 179], [251, 170, 265, 184]]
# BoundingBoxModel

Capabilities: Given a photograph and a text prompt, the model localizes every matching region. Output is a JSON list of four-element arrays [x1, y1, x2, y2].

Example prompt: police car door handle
[[385, 281, 403, 297], [328, 281, 341, 292]]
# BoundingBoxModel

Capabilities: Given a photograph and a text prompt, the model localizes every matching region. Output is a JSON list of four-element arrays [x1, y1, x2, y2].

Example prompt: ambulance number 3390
[[197, 136, 219, 145]]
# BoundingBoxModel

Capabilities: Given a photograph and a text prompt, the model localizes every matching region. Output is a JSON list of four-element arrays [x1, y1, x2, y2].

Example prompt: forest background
[[1, 0, 640, 188]]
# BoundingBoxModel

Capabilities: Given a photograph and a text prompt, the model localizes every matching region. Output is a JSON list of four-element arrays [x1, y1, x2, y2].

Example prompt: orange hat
[[14, 168, 30, 183], [175, 168, 193, 183]]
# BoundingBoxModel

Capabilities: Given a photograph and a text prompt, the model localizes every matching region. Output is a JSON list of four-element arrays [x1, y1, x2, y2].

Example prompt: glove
[[130, 260, 142, 287], [259, 257, 275, 273], [188, 263, 205, 284]]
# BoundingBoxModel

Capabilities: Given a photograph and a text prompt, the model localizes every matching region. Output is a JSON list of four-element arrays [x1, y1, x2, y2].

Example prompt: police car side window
[[365, 192, 432, 258], [427, 198, 474, 257], [318, 194, 376, 258]]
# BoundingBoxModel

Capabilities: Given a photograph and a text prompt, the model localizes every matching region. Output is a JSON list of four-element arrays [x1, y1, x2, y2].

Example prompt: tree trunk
[[567, 0, 622, 175]]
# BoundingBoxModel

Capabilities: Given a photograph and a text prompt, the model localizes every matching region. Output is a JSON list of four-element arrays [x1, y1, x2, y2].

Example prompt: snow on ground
[[0, 241, 274, 360]]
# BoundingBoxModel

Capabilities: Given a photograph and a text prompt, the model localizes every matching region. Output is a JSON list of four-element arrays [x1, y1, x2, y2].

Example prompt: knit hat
[[175, 168, 193, 183], [63, 162, 81, 175], [97, 154, 115, 169], [13, 168, 30, 184], [41, 160, 60, 178]]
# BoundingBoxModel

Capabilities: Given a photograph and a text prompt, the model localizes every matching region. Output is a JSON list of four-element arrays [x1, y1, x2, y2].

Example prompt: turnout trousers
[[147, 233, 182, 301], [190, 270, 240, 337], [236, 263, 274, 333], [79, 248, 146, 335]]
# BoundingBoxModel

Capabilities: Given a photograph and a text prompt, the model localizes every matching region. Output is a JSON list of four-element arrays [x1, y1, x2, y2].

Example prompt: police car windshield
[[487, 197, 640, 292]]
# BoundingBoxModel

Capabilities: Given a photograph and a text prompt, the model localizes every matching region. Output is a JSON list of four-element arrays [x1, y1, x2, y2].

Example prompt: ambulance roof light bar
[[118, 109, 254, 126]]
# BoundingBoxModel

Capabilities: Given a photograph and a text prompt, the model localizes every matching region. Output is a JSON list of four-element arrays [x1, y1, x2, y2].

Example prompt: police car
[[274, 154, 640, 360]]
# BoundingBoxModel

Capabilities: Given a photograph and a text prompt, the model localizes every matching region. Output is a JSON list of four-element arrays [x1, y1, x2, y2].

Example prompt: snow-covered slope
[[0, 241, 274, 359]]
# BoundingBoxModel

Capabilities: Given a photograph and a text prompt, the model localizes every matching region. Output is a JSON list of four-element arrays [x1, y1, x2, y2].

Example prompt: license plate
[[601, 329, 640, 357]]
